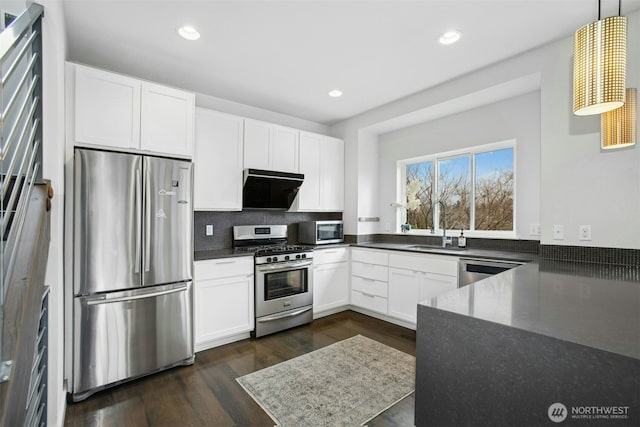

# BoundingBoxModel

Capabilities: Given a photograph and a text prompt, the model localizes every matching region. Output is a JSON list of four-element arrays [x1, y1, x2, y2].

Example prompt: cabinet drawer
[[351, 249, 388, 265], [352, 261, 388, 282], [195, 257, 254, 280], [351, 290, 387, 314], [314, 247, 349, 265], [388, 253, 458, 276], [351, 275, 387, 297]]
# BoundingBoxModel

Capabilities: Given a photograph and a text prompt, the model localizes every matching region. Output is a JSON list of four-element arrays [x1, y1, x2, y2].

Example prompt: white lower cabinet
[[350, 249, 389, 315], [313, 248, 349, 316], [194, 257, 254, 352], [387, 252, 458, 326], [388, 268, 457, 324]]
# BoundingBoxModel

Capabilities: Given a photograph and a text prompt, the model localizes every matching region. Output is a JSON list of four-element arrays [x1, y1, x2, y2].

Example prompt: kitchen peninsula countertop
[[415, 259, 640, 426], [421, 259, 640, 359]]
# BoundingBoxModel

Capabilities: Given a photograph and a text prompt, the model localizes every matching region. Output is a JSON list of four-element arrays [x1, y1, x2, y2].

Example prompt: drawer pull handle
[[361, 292, 376, 298], [216, 260, 236, 265]]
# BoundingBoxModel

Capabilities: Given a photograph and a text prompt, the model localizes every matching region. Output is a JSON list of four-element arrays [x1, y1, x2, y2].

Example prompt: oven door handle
[[256, 260, 313, 272], [257, 306, 312, 323]]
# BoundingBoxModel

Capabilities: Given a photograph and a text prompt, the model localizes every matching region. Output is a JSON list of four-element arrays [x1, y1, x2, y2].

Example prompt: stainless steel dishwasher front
[[457, 258, 524, 287]]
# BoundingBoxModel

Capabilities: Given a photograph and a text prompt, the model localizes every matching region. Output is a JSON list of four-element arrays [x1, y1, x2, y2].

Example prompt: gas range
[[232, 225, 314, 264], [232, 224, 315, 338]]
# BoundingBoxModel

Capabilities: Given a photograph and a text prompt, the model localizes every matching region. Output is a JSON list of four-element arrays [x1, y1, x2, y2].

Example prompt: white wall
[[196, 93, 328, 134], [377, 91, 541, 238], [40, 0, 68, 425], [331, 9, 640, 249]]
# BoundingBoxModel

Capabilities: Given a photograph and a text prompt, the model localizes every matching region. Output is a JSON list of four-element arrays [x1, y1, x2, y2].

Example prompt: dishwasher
[[458, 258, 525, 287]]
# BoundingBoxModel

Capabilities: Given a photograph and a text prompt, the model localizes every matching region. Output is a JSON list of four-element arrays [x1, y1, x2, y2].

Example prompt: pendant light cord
[[619, 0, 622, 16], [598, 0, 601, 19]]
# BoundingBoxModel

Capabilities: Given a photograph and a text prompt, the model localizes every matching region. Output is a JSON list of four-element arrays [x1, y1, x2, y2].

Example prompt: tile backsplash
[[194, 211, 342, 251]]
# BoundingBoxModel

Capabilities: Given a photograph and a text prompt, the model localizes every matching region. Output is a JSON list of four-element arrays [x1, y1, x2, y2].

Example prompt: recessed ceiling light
[[328, 89, 343, 98], [438, 30, 462, 45], [177, 25, 200, 41]]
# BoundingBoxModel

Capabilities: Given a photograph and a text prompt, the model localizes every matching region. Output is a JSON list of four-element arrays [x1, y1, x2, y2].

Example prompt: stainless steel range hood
[[242, 168, 304, 210]]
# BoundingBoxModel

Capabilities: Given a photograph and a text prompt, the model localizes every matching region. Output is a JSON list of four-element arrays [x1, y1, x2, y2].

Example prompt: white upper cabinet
[[74, 65, 141, 150], [141, 82, 195, 157], [297, 132, 322, 210], [295, 131, 344, 212], [194, 108, 244, 210], [243, 119, 299, 173], [70, 63, 195, 158], [320, 136, 345, 211]]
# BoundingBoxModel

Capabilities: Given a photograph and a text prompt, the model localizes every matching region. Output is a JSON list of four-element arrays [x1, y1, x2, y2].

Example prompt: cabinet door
[[388, 268, 420, 323], [297, 132, 322, 210], [243, 119, 270, 170], [74, 65, 141, 149], [419, 272, 457, 302], [271, 125, 299, 173], [140, 82, 195, 157], [194, 274, 254, 346], [194, 109, 244, 210], [321, 137, 345, 211], [313, 262, 349, 314]]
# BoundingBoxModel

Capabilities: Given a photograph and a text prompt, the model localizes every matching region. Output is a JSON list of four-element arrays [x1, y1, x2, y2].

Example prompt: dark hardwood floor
[[64, 311, 417, 427]]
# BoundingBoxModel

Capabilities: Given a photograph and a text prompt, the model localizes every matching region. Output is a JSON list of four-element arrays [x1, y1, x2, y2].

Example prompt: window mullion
[[470, 154, 476, 231]]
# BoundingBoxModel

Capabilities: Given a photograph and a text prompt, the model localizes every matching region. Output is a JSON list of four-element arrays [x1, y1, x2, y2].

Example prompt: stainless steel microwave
[[298, 220, 344, 245]]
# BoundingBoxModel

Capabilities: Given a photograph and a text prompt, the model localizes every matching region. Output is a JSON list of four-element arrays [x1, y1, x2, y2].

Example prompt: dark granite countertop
[[421, 260, 640, 360], [194, 243, 351, 261], [352, 242, 537, 263], [194, 248, 256, 261]]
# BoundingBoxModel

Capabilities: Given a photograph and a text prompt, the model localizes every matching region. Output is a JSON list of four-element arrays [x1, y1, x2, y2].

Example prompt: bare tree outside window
[[437, 156, 470, 230], [406, 162, 434, 229], [402, 146, 514, 232], [475, 149, 514, 230]]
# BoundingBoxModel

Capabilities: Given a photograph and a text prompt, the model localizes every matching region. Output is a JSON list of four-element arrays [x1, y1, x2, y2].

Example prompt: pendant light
[[601, 88, 637, 149], [573, 0, 627, 116]]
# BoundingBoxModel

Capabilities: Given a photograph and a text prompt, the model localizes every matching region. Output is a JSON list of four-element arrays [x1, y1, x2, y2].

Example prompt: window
[[400, 142, 515, 234]]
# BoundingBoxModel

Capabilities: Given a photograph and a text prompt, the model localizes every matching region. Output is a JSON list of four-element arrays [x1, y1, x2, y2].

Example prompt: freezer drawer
[[72, 282, 194, 401]]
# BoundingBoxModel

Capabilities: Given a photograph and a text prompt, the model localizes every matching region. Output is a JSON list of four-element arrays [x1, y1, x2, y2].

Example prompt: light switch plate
[[206, 224, 214, 236], [553, 225, 564, 240], [529, 223, 541, 236]]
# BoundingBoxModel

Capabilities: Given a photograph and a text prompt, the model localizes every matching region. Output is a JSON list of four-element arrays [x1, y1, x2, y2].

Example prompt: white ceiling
[[62, 0, 640, 125]]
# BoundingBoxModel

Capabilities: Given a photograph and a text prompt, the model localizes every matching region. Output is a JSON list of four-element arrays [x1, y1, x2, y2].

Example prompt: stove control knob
[[301, 254, 307, 259], [273, 256, 278, 262], [266, 257, 272, 263], [285, 255, 290, 261], [296, 254, 301, 259]]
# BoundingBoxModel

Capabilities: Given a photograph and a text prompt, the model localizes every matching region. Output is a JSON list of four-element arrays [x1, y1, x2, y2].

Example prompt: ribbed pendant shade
[[573, 16, 627, 116], [601, 88, 637, 149]]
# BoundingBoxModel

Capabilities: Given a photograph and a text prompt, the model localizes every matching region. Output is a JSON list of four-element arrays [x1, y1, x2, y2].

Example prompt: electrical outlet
[[529, 223, 541, 236], [206, 224, 214, 236], [579, 225, 592, 241], [385, 222, 391, 232], [553, 225, 564, 240]]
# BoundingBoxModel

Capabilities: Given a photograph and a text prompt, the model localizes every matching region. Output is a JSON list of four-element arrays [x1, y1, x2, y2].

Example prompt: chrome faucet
[[437, 200, 451, 247]]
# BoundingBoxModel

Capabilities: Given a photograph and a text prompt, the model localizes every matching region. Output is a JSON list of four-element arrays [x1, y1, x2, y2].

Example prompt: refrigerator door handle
[[134, 168, 142, 274], [144, 166, 151, 273], [85, 284, 188, 305]]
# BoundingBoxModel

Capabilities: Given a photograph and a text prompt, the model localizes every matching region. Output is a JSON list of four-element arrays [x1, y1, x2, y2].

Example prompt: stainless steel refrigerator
[[71, 148, 194, 402]]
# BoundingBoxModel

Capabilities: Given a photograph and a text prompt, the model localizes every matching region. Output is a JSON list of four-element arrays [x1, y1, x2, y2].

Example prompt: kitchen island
[[415, 260, 640, 426]]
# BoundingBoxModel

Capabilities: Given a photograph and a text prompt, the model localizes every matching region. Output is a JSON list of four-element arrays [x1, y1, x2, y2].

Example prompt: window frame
[[397, 139, 517, 238]]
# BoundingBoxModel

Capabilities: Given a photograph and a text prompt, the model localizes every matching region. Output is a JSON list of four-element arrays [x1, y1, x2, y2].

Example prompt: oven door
[[255, 259, 313, 317]]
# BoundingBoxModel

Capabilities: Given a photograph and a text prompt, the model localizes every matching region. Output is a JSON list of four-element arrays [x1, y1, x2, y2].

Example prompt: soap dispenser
[[458, 230, 466, 248]]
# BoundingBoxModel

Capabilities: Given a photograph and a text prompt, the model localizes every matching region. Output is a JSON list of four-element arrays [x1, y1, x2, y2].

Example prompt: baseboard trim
[[349, 306, 416, 331], [312, 306, 349, 320], [195, 331, 251, 353]]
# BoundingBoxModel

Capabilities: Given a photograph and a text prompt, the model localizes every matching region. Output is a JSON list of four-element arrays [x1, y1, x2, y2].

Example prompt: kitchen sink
[[406, 244, 467, 252]]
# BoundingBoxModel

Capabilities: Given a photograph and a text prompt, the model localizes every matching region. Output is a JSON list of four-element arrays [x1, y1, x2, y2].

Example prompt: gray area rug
[[236, 334, 415, 426]]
